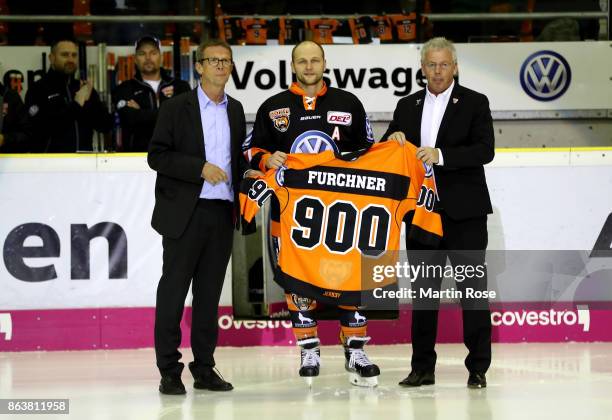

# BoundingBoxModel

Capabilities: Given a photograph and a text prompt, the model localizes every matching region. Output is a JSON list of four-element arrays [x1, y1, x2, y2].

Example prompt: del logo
[[327, 111, 352, 126], [520, 50, 571, 101]]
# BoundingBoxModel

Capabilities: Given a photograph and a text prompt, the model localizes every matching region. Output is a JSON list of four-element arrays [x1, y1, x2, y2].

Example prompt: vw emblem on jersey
[[520, 50, 571, 101], [290, 130, 338, 154], [276, 165, 286, 186]]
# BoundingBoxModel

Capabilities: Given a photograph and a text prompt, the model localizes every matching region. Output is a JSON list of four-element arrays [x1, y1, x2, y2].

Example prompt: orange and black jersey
[[217, 16, 244, 45], [241, 18, 268, 45], [372, 16, 393, 43], [243, 82, 374, 173], [306, 19, 341, 44], [277, 17, 304, 45], [240, 141, 442, 305], [348, 17, 373, 44], [390, 13, 417, 42]]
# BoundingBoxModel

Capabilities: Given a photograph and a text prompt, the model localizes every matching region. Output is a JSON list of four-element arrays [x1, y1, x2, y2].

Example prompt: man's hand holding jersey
[[265, 151, 288, 169], [244, 169, 265, 178], [416, 147, 440, 166], [387, 131, 408, 145], [387, 131, 441, 166]]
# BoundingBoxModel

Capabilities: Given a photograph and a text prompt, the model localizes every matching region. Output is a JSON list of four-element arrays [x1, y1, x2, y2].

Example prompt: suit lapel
[[435, 84, 461, 147], [227, 96, 240, 186], [226, 97, 238, 163], [186, 89, 206, 158]]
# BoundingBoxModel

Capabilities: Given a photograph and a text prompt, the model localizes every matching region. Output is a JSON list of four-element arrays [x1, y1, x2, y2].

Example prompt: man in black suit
[[148, 39, 260, 395], [383, 37, 494, 389]]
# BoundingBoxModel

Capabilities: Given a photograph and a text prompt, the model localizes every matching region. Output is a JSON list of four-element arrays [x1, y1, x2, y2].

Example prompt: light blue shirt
[[197, 85, 233, 202]]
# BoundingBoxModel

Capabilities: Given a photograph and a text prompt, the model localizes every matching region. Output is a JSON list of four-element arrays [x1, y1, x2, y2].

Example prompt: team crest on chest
[[269, 107, 291, 132]]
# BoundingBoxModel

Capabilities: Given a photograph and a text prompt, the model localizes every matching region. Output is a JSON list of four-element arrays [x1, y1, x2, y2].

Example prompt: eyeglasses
[[199, 57, 233, 68], [425, 62, 453, 71]]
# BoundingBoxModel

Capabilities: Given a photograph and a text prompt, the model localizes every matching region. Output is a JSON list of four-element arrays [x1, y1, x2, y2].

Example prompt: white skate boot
[[344, 336, 380, 387], [297, 337, 321, 388]]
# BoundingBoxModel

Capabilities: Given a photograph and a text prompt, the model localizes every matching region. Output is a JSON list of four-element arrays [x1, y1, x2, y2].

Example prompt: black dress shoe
[[467, 372, 487, 389], [398, 371, 435, 387], [191, 366, 233, 391], [159, 375, 186, 395]]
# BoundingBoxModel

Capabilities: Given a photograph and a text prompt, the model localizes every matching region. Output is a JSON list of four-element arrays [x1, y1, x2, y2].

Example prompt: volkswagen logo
[[520, 50, 571, 101], [290, 130, 338, 154]]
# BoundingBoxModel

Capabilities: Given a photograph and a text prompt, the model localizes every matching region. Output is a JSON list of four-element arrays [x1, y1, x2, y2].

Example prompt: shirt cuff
[[436, 148, 444, 166]]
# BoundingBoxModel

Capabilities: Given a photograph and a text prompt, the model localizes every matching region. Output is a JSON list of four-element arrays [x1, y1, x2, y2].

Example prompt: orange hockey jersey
[[241, 18, 268, 45], [306, 19, 340, 44], [240, 141, 442, 305]]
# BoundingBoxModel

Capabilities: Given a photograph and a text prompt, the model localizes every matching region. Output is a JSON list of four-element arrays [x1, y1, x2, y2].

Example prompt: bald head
[[291, 40, 325, 63]]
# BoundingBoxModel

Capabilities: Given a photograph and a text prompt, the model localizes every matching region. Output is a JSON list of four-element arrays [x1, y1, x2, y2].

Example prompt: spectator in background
[[532, 0, 601, 41], [112, 36, 190, 152], [0, 81, 29, 153], [25, 39, 112, 152]]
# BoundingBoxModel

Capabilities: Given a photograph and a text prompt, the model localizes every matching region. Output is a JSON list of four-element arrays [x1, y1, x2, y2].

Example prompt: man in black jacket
[[148, 39, 259, 395], [0, 81, 30, 153], [25, 39, 112, 153], [113, 36, 191, 152], [384, 37, 494, 389]]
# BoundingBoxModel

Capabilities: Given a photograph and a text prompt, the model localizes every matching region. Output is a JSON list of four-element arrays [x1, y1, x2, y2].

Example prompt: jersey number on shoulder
[[291, 196, 390, 256], [416, 186, 435, 212], [248, 179, 273, 206]]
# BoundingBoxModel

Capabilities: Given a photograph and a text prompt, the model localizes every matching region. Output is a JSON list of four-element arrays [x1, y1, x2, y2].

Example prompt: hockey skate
[[344, 336, 380, 387], [297, 337, 321, 388]]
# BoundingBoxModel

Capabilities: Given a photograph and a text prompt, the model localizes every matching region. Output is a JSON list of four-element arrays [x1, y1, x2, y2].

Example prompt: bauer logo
[[491, 307, 590, 332], [520, 50, 571, 101], [0, 313, 13, 341], [327, 111, 352, 126]]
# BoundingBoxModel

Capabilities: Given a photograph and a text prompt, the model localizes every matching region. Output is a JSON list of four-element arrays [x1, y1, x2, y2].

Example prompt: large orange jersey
[[240, 141, 442, 305]]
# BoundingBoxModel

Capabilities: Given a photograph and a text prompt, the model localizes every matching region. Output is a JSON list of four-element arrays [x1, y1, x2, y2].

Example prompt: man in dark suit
[[383, 37, 494, 389], [148, 39, 260, 395]]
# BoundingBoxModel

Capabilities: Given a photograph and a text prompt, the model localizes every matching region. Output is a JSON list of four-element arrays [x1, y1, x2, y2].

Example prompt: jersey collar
[[289, 81, 328, 111]]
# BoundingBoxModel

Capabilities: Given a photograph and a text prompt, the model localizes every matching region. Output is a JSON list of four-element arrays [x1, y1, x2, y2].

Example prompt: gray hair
[[420, 37, 457, 64]]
